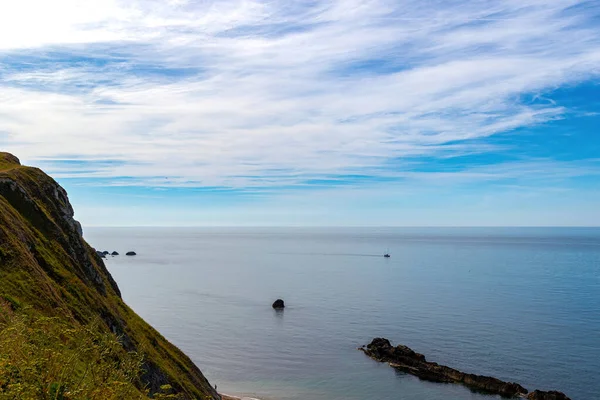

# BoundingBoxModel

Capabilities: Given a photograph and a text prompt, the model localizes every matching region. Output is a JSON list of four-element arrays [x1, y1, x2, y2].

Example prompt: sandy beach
[[220, 394, 262, 400]]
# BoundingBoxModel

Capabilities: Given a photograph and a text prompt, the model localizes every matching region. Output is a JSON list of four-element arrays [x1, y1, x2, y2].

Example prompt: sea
[[84, 227, 600, 400]]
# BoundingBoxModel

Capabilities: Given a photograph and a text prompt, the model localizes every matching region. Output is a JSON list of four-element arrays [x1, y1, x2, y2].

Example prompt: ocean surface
[[84, 227, 600, 400]]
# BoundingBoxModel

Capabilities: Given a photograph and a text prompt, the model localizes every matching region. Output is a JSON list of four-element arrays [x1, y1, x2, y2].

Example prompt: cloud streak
[[1, 0, 600, 189]]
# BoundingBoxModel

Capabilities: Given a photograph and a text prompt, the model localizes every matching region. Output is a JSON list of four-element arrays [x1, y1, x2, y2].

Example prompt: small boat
[[384, 249, 391, 258]]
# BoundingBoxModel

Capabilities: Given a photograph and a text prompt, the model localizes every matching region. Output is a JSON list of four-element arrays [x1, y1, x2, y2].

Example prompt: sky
[[0, 0, 599, 227]]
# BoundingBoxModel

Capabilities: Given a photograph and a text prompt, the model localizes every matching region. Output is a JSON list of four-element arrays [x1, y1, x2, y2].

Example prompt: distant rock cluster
[[95, 250, 136, 258]]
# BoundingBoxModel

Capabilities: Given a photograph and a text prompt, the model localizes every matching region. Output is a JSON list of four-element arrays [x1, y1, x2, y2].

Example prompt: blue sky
[[1, 0, 599, 226]]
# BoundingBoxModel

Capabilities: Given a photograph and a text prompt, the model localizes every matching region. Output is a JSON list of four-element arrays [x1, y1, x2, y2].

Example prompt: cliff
[[0, 152, 219, 399]]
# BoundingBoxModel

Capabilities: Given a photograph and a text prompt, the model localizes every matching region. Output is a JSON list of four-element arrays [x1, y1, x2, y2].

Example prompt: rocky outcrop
[[272, 299, 285, 309], [0, 153, 219, 400], [126, 251, 136, 256], [361, 338, 569, 399], [527, 390, 571, 400], [0, 159, 118, 297], [111, 251, 119, 256]]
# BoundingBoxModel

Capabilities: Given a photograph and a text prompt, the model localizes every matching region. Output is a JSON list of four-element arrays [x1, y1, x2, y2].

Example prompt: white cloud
[[0, 0, 599, 188]]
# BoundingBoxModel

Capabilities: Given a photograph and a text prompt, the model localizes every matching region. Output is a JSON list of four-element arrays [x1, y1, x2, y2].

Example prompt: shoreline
[[220, 394, 262, 400]]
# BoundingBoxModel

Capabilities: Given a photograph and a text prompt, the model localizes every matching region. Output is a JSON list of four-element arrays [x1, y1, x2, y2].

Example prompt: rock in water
[[272, 299, 285, 309], [126, 251, 136, 256], [111, 251, 119, 256], [360, 338, 569, 399], [96, 250, 106, 259], [527, 390, 571, 400], [102, 251, 109, 255]]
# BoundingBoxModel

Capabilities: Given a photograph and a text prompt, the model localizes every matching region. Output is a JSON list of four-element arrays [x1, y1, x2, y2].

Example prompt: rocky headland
[[360, 338, 570, 400], [0, 152, 219, 399]]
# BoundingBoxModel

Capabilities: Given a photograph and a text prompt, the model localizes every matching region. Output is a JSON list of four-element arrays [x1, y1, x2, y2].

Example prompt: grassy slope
[[0, 153, 218, 400]]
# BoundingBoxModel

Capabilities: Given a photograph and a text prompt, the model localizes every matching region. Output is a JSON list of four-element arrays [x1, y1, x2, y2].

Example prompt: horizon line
[[82, 225, 600, 229]]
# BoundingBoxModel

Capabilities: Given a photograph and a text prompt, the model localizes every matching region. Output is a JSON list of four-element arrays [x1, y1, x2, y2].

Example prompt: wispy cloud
[[1, 0, 600, 189]]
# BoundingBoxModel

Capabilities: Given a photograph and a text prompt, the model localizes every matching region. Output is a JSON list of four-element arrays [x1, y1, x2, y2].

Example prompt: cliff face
[[0, 152, 219, 399]]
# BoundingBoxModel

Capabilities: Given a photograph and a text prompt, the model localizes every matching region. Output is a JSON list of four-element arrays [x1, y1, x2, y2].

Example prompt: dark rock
[[527, 390, 571, 400], [361, 338, 528, 398], [102, 251, 109, 255], [111, 251, 119, 256], [126, 251, 136, 256], [96, 250, 106, 259], [272, 299, 285, 309], [73, 220, 83, 236]]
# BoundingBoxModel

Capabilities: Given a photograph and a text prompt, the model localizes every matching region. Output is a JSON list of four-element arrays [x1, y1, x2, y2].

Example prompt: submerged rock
[[527, 390, 571, 400], [360, 338, 567, 399], [272, 299, 285, 309], [111, 251, 119, 256], [126, 251, 136, 256]]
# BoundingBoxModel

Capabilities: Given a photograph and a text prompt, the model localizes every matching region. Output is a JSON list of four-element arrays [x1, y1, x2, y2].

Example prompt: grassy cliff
[[0, 152, 219, 400]]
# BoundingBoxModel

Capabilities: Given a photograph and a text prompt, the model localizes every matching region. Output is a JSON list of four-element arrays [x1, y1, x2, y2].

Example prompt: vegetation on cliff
[[0, 153, 218, 399]]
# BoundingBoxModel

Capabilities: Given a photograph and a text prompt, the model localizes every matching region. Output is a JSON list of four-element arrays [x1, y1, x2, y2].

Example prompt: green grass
[[0, 305, 188, 400], [0, 305, 145, 400], [0, 153, 21, 172]]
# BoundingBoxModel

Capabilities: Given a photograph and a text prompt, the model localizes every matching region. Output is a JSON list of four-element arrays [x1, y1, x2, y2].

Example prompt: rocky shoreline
[[360, 338, 570, 400]]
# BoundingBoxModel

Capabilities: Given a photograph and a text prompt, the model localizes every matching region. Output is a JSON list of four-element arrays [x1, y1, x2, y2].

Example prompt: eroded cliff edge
[[0, 153, 219, 399]]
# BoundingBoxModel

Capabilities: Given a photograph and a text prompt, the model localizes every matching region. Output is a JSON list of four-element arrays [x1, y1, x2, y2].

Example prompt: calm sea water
[[85, 228, 600, 400]]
